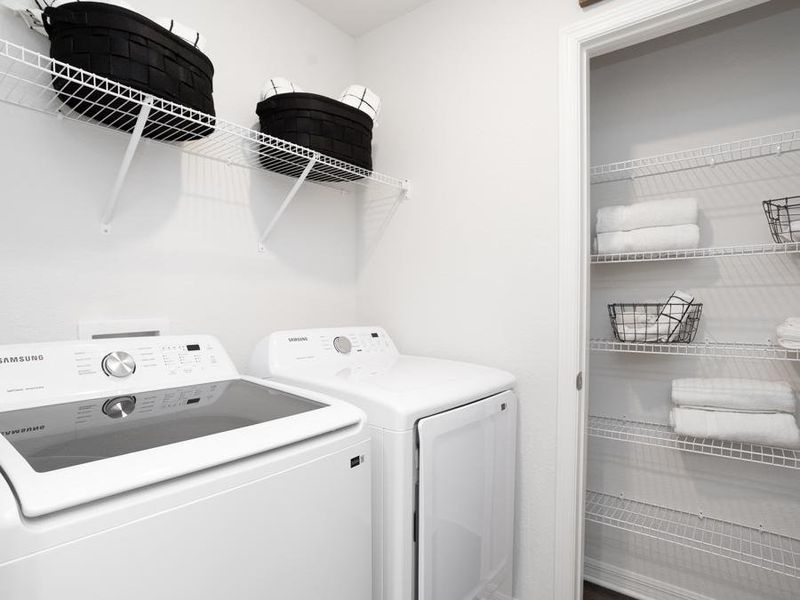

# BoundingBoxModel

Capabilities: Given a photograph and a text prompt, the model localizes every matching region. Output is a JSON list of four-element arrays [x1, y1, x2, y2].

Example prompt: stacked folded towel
[[616, 290, 695, 343], [777, 318, 800, 350], [595, 198, 700, 255], [670, 378, 800, 448]]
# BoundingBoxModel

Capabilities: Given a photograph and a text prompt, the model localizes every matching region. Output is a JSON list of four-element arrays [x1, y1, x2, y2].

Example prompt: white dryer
[[0, 335, 372, 600], [249, 327, 517, 600]]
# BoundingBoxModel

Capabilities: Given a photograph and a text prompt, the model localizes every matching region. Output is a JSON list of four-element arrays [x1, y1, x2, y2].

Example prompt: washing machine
[[248, 327, 517, 600], [0, 335, 372, 600]]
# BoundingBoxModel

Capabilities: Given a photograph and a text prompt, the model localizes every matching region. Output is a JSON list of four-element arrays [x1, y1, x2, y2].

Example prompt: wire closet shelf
[[0, 38, 406, 192], [590, 129, 800, 184], [591, 339, 800, 362], [588, 416, 800, 470], [592, 241, 800, 264], [585, 491, 800, 579]]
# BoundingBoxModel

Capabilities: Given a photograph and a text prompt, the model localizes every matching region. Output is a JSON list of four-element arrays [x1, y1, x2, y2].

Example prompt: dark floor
[[584, 581, 635, 600]]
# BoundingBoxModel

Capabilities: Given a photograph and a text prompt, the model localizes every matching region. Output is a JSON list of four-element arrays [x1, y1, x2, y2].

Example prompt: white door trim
[[553, 1, 768, 599]]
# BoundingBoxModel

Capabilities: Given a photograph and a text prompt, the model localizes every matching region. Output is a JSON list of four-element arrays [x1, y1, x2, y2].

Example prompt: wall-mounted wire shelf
[[0, 39, 409, 242], [591, 241, 800, 264], [591, 339, 800, 362], [585, 491, 800, 579], [588, 416, 800, 470], [590, 129, 800, 184]]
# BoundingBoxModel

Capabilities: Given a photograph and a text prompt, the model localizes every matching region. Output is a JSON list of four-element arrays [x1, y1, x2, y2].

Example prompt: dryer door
[[416, 390, 517, 600]]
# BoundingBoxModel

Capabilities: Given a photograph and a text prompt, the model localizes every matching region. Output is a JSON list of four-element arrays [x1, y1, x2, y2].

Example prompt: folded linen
[[616, 312, 658, 326], [670, 407, 800, 448], [596, 198, 698, 234], [616, 326, 664, 343], [596, 224, 700, 255], [672, 378, 796, 413]]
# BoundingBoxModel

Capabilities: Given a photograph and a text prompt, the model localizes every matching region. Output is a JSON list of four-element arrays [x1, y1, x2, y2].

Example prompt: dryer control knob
[[333, 336, 352, 354], [102, 395, 136, 419], [102, 351, 136, 378]]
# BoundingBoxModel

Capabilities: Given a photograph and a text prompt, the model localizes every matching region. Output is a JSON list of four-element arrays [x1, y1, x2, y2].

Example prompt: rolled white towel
[[656, 289, 695, 342], [778, 339, 800, 350], [259, 77, 302, 101], [777, 322, 800, 342], [670, 407, 800, 448], [596, 224, 700, 255], [672, 378, 796, 413], [153, 17, 207, 52], [596, 198, 698, 234], [339, 84, 380, 121]]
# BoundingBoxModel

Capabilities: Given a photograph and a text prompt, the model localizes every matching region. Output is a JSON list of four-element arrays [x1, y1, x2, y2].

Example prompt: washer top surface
[[249, 327, 516, 431], [0, 335, 363, 517]]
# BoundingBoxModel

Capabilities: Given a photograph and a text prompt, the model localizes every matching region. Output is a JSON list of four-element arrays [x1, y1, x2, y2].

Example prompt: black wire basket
[[763, 196, 800, 243], [609, 303, 703, 344]]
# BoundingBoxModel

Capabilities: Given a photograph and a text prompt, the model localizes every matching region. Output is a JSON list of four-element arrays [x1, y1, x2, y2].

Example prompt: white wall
[[352, 1, 638, 598], [589, 2, 800, 599], [0, 0, 359, 368]]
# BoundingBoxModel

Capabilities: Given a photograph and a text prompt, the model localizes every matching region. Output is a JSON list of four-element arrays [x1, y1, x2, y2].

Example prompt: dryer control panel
[[0, 335, 237, 410], [249, 327, 399, 377]]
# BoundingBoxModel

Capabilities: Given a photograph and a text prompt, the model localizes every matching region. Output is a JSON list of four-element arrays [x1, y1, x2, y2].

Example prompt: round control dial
[[102, 395, 136, 419], [101, 351, 136, 378], [333, 336, 352, 354]]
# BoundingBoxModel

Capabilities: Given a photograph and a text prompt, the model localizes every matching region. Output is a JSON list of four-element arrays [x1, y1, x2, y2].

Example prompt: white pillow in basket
[[339, 84, 380, 121], [260, 77, 303, 101]]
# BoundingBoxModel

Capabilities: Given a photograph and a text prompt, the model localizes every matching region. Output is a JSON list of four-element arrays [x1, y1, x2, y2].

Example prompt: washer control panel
[[0, 335, 238, 411]]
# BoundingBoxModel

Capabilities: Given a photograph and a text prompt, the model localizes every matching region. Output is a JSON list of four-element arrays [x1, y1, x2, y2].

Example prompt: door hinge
[[576, 371, 583, 391]]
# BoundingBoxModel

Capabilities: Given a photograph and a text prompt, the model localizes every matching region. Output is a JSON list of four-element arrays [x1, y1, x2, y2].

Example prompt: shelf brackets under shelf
[[100, 95, 154, 234], [258, 153, 319, 252]]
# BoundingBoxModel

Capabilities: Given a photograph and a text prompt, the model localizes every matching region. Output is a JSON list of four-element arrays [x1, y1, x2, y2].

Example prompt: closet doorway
[[555, 1, 782, 599]]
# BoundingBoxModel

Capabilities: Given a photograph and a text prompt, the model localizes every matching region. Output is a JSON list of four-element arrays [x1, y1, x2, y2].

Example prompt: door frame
[[553, 1, 769, 598]]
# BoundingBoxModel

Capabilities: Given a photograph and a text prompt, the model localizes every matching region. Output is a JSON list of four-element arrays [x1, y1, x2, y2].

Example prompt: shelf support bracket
[[258, 153, 318, 252], [400, 179, 411, 201], [101, 95, 154, 234]]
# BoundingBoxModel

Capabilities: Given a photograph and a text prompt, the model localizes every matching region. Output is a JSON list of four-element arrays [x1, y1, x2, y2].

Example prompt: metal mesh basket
[[609, 302, 703, 344], [763, 196, 800, 243]]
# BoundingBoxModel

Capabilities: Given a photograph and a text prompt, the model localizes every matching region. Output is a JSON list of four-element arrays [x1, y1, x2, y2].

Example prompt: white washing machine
[[0, 335, 372, 600], [249, 327, 517, 600]]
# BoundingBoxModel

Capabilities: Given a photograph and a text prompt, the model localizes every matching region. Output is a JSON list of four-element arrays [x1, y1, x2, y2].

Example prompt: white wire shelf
[[585, 491, 800, 579], [590, 128, 800, 184], [0, 39, 409, 240], [588, 416, 800, 470], [591, 241, 800, 264], [591, 339, 800, 362]]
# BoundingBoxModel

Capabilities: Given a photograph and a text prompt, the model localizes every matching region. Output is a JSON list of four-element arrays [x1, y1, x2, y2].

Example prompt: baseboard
[[584, 558, 716, 600]]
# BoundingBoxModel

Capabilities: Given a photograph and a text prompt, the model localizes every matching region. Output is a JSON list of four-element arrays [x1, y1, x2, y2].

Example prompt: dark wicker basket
[[763, 196, 800, 243], [609, 302, 703, 344], [43, 2, 215, 141], [256, 92, 373, 181]]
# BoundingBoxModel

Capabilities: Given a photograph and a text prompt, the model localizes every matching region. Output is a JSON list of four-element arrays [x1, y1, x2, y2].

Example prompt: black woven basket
[[43, 2, 215, 141], [763, 196, 800, 243], [609, 302, 703, 344], [255, 93, 373, 181]]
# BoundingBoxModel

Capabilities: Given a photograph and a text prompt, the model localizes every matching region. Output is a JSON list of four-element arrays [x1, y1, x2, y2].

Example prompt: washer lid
[[270, 355, 516, 431], [0, 377, 361, 517]]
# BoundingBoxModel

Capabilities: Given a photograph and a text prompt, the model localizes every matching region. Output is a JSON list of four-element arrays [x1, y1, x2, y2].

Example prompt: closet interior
[[585, 2, 800, 600]]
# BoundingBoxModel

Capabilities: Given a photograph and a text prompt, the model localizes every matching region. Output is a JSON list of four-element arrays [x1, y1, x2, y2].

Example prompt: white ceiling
[[295, 0, 433, 36]]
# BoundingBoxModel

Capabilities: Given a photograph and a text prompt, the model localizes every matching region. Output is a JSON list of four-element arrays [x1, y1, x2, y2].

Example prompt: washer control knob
[[333, 336, 352, 354], [102, 396, 136, 419], [101, 351, 136, 378]]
